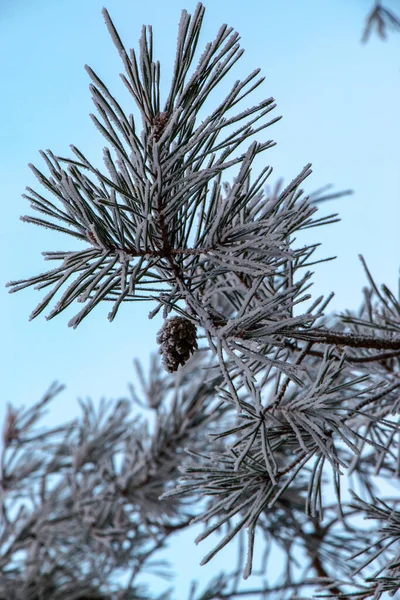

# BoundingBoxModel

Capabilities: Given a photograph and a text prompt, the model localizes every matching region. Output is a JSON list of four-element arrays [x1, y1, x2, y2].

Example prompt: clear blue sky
[[1, 0, 400, 596]]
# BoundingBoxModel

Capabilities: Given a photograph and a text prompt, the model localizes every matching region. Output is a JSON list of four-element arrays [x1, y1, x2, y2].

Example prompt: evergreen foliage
[[4, 3, 400, 598]]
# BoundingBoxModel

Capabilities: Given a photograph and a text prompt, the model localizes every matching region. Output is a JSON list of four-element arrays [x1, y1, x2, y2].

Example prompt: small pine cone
[[152, 111, 169, 141], [156, 316, 198, 373]]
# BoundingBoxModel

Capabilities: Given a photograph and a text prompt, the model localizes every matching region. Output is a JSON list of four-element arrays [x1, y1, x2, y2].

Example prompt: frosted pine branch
[[5, 2, 400, 599]]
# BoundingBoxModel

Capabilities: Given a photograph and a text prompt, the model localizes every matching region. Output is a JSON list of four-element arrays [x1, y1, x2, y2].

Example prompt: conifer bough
[[4, 3, 400, 599]]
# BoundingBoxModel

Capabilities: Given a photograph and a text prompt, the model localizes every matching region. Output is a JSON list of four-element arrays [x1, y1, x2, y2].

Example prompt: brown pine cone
[[156, 316, 198, 372]]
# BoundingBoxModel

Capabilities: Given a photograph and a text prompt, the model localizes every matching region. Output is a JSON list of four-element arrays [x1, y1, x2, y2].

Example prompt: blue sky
[[1, 0, 400, 596]]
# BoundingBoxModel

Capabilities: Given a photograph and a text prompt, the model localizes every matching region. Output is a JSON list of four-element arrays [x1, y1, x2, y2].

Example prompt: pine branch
[[361, 1, 400, 42], [287, 328, 400, 351], [5, 2, 400, 597]]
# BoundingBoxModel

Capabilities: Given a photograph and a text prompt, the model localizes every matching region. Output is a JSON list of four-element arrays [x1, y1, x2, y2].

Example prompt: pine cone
[[156, 316, 198, 372], [152, 111, 169, 141]]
